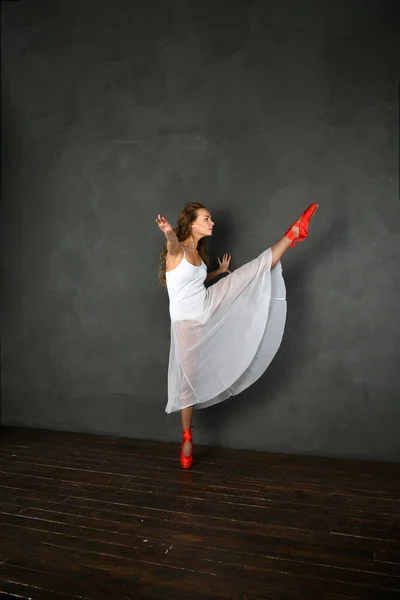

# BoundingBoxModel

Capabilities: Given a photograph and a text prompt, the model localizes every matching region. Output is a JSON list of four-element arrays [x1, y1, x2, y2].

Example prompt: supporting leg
[[180, 405, 194, 458]]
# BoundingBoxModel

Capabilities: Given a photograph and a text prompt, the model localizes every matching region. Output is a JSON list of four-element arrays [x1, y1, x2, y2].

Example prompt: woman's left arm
[[206, 254, 232, 282]]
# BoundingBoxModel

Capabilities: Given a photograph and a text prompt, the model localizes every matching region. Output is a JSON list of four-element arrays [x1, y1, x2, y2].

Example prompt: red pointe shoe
[[285, 203, 318, 247], [180, 429, 193, 470]]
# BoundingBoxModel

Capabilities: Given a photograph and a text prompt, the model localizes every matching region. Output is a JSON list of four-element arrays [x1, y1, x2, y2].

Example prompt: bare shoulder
[[166, 243, 183, 272]]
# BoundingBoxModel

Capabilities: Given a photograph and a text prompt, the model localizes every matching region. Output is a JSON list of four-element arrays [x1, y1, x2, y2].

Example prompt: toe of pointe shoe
[[298, 203, 318, 237], [180, 449, 193, 469], [285, 203, 318, 246], [302, 202, 318, 222]]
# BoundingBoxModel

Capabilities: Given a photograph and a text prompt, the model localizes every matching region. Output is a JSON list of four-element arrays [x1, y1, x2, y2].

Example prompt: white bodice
[[165, 246, 207, 320]]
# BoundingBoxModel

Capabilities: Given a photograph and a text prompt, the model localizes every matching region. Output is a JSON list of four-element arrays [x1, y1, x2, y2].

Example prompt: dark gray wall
[[1, 0, 399, 461]]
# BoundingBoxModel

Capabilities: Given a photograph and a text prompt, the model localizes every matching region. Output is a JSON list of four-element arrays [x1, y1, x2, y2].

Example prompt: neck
[[182, 235, 202, 249]]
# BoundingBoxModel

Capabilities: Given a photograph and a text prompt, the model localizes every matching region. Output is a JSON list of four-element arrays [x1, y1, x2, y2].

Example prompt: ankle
[[182, 428, 192, 442]]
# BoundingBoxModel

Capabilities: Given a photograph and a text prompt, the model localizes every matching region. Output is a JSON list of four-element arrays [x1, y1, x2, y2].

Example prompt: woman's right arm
[[156, 215, 180, 255]]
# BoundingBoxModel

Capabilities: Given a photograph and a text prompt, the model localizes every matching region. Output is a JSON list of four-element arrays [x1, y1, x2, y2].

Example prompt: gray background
[[1, 0, 399, 461]]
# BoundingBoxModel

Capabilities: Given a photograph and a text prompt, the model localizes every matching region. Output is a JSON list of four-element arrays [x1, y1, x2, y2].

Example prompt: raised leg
[[271, 224, 299, 268], [271, 202, 318, 269]]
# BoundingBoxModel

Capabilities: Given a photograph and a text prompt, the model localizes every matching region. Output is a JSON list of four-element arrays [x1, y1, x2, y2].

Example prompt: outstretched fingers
[[156, 214, 172, 233], [218, 253, 232, 273]]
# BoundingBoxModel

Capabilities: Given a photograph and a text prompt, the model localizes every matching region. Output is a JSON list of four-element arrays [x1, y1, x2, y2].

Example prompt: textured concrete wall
[[1, 0, 399, 460]]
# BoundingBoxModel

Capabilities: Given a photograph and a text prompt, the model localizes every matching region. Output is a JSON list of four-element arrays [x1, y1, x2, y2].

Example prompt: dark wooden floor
[[0, 428, 400, 600]]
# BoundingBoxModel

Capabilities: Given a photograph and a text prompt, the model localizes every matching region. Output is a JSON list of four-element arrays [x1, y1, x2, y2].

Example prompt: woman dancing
[[156, 202, 318, 469]]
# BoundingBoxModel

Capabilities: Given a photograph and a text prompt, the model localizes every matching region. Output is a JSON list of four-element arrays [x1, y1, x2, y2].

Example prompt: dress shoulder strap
[[181, 245, 186, 257]]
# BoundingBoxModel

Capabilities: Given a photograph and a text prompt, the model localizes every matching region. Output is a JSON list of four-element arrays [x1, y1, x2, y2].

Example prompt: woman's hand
[[156, 215, 173, 235], [156, 214, 179, 251], [218, 253, 232, 274]]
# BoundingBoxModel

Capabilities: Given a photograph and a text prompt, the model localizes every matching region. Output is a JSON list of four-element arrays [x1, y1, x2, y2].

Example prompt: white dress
[[165, 246, 287, 413]]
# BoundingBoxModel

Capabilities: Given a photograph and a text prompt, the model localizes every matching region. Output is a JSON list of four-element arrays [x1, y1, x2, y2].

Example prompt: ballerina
[[156, 202, 318, 469]]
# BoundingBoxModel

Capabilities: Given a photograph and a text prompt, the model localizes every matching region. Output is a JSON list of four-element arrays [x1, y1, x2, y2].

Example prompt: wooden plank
[[374, 550, 400, 565], [1, 426, 399, 600], [2, 521, 400, 593], [0, 483, 346, 536], [0, 578, 84, 600], [1, 482, 399, 551], [2, 427, 398, 488], [0, 562, 213, 600], [1, 440, 398, 495], [1, 458, 398, 524], [1, 498, 399, 561], [2, 475, 399, 544], [1, 509, 399, 577], [2, 534, 397, 600], [1, 454, 400, 515]]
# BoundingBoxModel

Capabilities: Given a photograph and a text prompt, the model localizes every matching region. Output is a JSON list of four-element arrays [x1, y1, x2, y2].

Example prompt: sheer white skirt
[[166, 248, 287, 413]]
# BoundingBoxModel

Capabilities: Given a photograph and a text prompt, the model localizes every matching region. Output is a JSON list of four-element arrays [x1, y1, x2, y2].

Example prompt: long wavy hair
[[158, 202, 209, 287]]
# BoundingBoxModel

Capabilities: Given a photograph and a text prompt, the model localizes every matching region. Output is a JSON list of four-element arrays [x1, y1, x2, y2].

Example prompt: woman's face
[[192, 209, 214, 238]]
